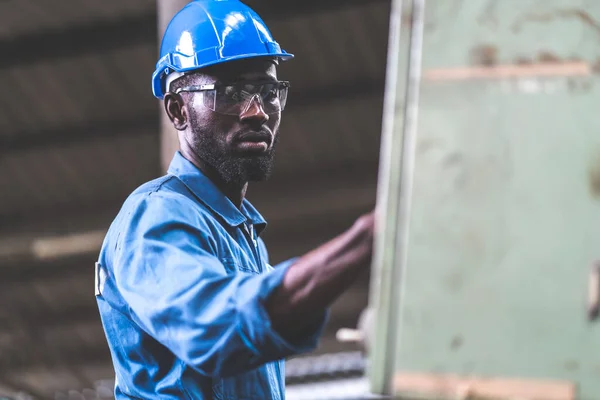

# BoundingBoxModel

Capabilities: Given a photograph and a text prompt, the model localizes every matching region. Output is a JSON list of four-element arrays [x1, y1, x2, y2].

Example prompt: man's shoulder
[[101, 175, 216, 261], [129, 174, 184, 198], [126, 174, 197, 206], [117, 174, 212, 223]]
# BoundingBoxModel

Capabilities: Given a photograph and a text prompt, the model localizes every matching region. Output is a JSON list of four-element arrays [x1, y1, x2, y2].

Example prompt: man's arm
[[111, 192, 374, 377], [266, 212, 375, 338], [111, 192, 321, 378]]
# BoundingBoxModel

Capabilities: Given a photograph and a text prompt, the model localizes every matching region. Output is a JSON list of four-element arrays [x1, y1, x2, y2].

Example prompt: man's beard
[[188, 125, 278, 186]]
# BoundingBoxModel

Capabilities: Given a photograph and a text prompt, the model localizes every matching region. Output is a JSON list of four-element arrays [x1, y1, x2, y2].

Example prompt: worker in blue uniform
[[95, 0, 376, 398]]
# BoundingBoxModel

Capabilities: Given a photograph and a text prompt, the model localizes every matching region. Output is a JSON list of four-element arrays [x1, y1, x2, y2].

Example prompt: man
[[95, 0, 376, 398]]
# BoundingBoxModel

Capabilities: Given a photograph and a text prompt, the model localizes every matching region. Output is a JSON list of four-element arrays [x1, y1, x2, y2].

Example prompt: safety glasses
[[174, 80, 290, 115]]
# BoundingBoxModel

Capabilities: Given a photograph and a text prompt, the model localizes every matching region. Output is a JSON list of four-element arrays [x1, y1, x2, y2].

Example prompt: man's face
[[176, 58, 283, 186]]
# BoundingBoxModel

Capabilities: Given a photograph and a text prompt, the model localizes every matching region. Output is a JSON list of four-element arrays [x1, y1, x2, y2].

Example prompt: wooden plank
[[394, 372, 576, 400], [423, 61, 590, 81]]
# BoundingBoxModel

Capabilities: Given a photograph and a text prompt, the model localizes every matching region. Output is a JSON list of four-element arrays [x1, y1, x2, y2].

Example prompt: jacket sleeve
[[110, 192, 325, 377]]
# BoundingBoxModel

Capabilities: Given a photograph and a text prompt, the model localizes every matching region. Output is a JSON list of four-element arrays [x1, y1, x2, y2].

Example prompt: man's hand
[[344, 210, 376, 268], [266, 210, 376, 338]]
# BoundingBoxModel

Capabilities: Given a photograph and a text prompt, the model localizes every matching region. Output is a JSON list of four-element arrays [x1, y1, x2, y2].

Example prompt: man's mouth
[[234, 132, 272, 153]]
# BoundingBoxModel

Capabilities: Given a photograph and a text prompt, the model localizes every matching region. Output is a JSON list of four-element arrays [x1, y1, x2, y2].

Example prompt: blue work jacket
[[95, 151, 327, 399]]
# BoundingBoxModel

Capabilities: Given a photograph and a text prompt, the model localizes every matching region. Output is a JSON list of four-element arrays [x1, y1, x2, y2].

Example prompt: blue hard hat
[[152, 0, 294, 99]]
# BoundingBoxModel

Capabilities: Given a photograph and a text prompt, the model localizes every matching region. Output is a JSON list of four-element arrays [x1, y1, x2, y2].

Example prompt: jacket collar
[[167, 151, 267, 234]]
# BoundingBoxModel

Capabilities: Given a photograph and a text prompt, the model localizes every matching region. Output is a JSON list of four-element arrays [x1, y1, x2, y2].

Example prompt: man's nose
[[240, 95, 269, 125]]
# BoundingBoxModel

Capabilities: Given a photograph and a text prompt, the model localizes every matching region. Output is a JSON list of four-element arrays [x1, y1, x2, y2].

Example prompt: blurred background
[[0, 0, 389, 398], [6, 0, 599, 399]]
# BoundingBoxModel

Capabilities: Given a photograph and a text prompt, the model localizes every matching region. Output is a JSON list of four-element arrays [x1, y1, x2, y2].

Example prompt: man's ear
[[164, 93, 188, 131]]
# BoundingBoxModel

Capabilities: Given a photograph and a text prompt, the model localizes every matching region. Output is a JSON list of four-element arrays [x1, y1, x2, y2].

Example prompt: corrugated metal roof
[[0, 132, 160, 220], [0, 43, 157, 138], [270, 2, 390, 87], [0, 0, 154, 39]]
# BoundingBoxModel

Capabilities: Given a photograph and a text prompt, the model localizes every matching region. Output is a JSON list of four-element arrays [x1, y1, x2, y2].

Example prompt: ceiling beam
[[248, 0, 389, 20], [0, 378, 51, 400], [0, 301, 100, 332], [0, 344, 111, 376], [0, 0, 388, 70], [0, 11, 156, 70], [0, 254, 96, 285], [0, 112, 158, 154]]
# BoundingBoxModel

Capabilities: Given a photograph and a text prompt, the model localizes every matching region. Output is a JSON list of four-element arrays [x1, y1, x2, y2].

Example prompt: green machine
[[367, 0, 600, 399]]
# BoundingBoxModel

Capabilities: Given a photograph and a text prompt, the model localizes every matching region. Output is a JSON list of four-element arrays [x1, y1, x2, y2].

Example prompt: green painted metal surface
[[367, 0, 415, 394], [370, 0, 600, 398]]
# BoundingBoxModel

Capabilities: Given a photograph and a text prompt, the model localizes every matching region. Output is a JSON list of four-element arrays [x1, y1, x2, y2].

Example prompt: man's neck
[[181, 149, 248, 208]]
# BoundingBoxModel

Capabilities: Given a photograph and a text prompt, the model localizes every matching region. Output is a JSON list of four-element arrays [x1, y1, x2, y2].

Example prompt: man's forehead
[[194, 58, 278, 83]]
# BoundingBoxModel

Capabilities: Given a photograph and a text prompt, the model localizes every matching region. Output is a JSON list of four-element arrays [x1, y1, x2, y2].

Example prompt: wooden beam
[[394, 372, 576, 400], [424, 61, 591, 81]]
